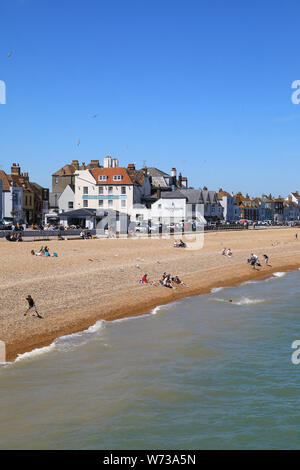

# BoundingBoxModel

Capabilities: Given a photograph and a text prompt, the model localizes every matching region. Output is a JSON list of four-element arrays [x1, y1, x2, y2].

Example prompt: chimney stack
[[71, 160, 79, 170], [11, 163, 21, 176], [127, 163, 135, 170]]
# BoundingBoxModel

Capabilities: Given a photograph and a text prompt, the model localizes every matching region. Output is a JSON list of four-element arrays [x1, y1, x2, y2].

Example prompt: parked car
[[0, 220, 12, 230]]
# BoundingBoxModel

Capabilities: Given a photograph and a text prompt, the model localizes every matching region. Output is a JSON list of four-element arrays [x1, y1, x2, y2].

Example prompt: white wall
[[58, 185, 75, 212]]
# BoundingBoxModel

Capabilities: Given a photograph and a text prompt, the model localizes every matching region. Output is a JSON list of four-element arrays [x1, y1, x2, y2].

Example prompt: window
[[113, 175, 123, 181], [98, 200, 103, 207], [108, 186, 113, 195], [121, 186, 126, 195], [83, 187, 88, 194], [98, 186, 103, 194], [83, 200, 88, 207], [55, 176, 58, 184], [68, 201, 73, 209], [158, 204, 162, 209], [121, 200, 126, 208], [98, 175, 107, 181], [108, 200, 113, 208]]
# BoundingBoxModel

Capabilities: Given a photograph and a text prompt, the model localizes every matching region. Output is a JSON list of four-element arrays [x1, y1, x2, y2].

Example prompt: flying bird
[[8, 51, 13, 58], [92, 114, 98, 118], [77, 139, 80, 146]]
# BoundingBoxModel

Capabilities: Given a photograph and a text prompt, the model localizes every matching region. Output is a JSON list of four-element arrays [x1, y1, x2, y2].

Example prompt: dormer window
[[113, 175, 123, 181], [98, 175, 107, 181]]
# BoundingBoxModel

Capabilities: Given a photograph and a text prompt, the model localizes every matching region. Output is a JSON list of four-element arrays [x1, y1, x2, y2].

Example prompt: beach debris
[[136, 257, 144, 262], [135, 264, 140, 269]]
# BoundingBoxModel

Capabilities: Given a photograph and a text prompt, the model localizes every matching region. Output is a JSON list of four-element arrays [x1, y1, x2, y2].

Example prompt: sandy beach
[[1, 227, 300, 362]]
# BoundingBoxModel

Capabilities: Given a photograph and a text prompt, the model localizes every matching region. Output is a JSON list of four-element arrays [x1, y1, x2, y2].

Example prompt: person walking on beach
[[296, 233, 298, 240], [24, 295, 43, 318], [263, 254, 270, 266]]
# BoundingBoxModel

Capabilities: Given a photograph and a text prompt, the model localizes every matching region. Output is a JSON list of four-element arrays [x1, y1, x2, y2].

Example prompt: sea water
[[1, 270, 300, 449]]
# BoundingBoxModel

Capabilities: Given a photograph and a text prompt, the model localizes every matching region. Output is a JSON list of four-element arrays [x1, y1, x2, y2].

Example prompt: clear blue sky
[[1, 0, 300, 196]]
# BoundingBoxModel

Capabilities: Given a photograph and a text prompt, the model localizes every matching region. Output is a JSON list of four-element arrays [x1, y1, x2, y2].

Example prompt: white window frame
[[98, 175, 107, 181]]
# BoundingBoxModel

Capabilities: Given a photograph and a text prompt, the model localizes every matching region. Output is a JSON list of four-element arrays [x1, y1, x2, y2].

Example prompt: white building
[[130, 189, 208, 225], [74, 160, 151, 213], [217, 189, 239, 222], [0, 170, 23, 221]]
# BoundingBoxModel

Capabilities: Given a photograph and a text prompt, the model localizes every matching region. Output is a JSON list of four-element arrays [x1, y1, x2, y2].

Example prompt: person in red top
[[140, 274, 149, 283]]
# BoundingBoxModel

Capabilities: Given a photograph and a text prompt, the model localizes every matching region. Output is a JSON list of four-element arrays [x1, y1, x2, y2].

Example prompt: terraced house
[[74, 158, 151, 213]]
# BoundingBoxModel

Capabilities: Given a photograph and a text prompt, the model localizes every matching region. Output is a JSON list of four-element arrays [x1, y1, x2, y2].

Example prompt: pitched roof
[[146, 167, 170, 177], [52, 164, 76, 177], [90, 167, 140, 185], [0, 170, 11, 191], [160, 188, 219, 205]]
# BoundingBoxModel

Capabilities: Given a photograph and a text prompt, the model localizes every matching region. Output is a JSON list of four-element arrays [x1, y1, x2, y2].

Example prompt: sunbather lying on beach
[[172, 275, 188, 286]]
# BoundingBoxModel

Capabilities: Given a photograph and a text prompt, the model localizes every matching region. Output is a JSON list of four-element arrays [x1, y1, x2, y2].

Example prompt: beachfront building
[[74, 159, 151, 213], [287, 191, 300, 207], [0, 164, 49, 225], [130, 188, 222, 225], [234, 192, 259, 221], [58, 184, 75, 212], [283, 198, 299, 222], [273, 197, 284, 223], [0, 169, 23, 222], [217, 188, 239, 222]]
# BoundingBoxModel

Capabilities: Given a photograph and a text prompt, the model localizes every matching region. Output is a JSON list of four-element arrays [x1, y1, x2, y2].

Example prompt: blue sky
[[1, 0, 300, 196]]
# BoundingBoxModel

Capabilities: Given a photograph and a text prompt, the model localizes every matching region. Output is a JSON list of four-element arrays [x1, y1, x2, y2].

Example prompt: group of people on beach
[[31, 246, 58, 257], [246, 253, 270, 269], [6, 232, 23, 242], [222, 248, 232, 257], [173, 239, 186, 248], [80, 230, 92, 239], [140, 272, 188, 288]]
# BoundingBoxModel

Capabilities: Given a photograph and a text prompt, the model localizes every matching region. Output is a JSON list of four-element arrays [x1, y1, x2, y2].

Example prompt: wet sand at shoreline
[[1, 228, 300, 362]]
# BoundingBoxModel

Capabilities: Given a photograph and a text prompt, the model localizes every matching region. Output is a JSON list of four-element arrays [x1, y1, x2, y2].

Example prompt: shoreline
[[5, 261, 300, 363]]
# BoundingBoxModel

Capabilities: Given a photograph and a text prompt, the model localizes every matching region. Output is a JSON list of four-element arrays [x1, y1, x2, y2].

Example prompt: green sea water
[[1, 270, 300, 449]]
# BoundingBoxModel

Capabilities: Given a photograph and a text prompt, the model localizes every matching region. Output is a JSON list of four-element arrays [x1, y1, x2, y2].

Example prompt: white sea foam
[[211, 287, 225, 293], [14, 320, 105, 363], [273, 272, 286, 278], [152, 306, 162, 315], [215, 297, 265, 306], [235, 297, 265, 306], [15, 343, 56, 362]]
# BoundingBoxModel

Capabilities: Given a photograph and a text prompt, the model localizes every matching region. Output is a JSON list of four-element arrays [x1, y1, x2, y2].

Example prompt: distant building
[[234, 192, 259, 221], [217, 188, 238, 222], [0, 168, 23, 222]]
